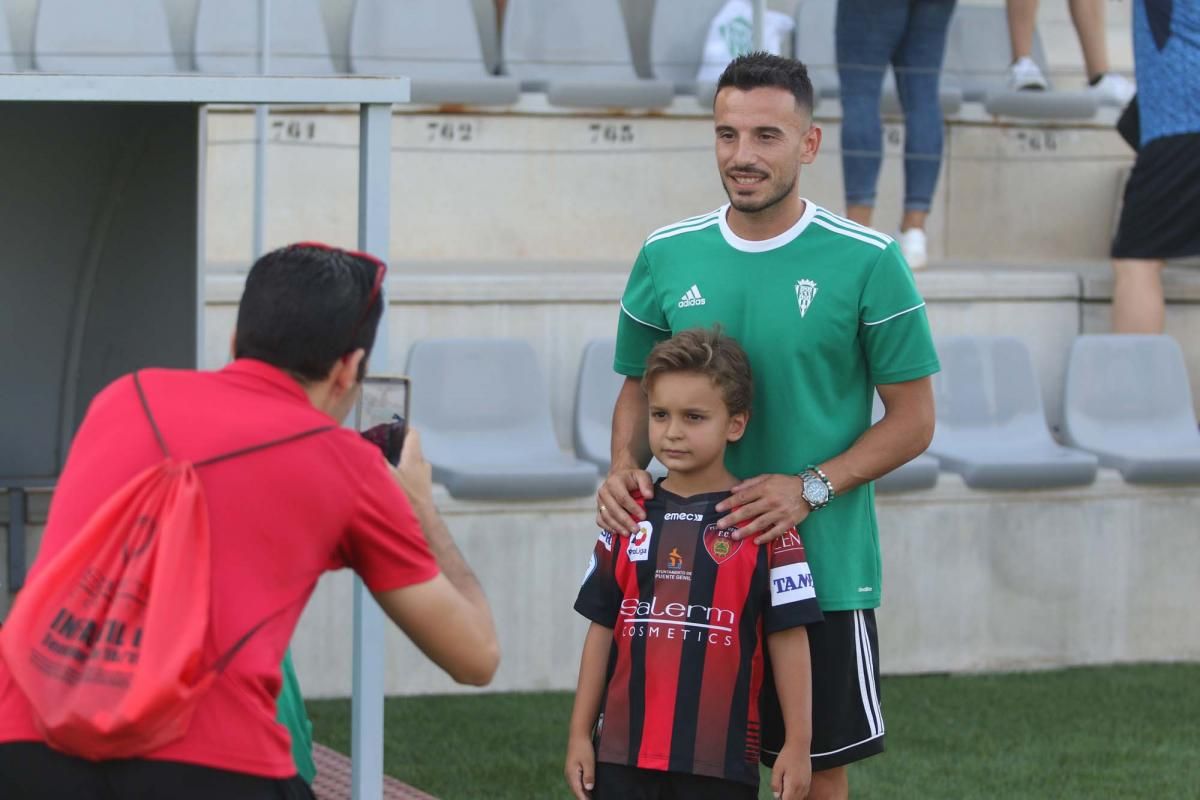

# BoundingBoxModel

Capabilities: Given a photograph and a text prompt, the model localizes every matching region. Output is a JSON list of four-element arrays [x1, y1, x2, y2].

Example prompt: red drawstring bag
[[0, 372, 330, 759]]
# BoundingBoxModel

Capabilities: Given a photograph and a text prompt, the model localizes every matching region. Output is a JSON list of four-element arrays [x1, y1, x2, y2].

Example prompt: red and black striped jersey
[[575, 485, 822, 786]]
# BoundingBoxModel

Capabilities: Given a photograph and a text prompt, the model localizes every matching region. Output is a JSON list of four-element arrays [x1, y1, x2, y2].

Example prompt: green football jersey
[[615, 201, 939, 610]]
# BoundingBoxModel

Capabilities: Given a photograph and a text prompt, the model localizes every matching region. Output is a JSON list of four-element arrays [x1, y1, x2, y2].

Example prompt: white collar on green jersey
[[718, 198, 819, 253]]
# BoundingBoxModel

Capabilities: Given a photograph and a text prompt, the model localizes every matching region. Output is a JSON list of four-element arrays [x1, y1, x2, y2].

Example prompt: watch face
[[805, 475, 829, 505]]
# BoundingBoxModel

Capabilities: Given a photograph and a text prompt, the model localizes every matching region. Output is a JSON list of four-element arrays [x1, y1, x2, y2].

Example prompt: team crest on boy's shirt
[[703, 523, 742, 564], [795, 279, 818, 318]]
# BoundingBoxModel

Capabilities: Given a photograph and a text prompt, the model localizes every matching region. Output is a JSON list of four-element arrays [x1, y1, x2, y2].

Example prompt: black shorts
[[1111, 132, 1200, 260], [0, 741, 315, 800], [761, 609, 885, 773], [593, 762, 757, 800]]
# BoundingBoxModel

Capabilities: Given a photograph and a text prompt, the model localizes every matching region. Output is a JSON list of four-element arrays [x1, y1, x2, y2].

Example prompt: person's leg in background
[[891, 0, 956, 269], [1005, 0, 1049, 89], [1111, 259, 1166, 333], [836, 0, 908, 228], [1069, 0, 1136, 104], [1069, 0, 1110, 80]]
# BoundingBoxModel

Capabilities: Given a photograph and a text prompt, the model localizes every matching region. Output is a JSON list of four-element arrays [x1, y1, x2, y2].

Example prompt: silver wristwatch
[[799, 465, 834, 511]]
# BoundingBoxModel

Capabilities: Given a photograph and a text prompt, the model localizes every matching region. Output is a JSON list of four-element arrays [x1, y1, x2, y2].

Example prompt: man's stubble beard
[[724, 171, 798, 215]]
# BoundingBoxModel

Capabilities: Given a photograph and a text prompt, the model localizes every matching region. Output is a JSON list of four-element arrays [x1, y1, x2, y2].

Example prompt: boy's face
[[647, 372, 748, 474]]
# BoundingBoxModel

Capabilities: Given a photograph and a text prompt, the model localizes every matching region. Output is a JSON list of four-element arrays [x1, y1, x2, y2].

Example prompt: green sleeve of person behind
[[277, 648, 316, 784]]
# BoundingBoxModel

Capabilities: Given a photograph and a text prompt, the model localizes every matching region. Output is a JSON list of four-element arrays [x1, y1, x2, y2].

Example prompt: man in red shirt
[[0, 244, 499, 799]]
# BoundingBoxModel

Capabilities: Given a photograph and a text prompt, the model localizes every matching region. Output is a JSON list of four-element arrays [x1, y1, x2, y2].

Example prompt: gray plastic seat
[[34, 0, 177, 73], [194, 0, 335, 75], [502, 0, 673, 109], [870, 393, 939, 492], [793, 0, 960, 114], [928, 336, 1098, 489], [1062, 335, 1200, 484], [406, 339, 599, 500], [574, 339, 666, 478], [943, 5, 1097, 120], [350, 0, 519, 105], [649, 0, 728, 100]]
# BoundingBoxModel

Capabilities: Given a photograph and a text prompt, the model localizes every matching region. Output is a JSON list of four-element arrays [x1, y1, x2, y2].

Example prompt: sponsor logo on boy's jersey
[[626, 520, 653, 562], [770, 562, 816, 606]]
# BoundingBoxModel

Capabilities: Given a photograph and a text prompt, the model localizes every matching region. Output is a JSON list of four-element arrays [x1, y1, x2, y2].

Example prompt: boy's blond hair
[[642, 327, 753, 416]]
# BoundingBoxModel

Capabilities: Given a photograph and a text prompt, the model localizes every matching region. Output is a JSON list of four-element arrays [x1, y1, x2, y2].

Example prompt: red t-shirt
[[0, 360, 439, 777]]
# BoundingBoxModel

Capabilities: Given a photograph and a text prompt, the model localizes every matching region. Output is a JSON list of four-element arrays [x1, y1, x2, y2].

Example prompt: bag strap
[[133, 371, 171, 459], [132, 371, 335, 467]]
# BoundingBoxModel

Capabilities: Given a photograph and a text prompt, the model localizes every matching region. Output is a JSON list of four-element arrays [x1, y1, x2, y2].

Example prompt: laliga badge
[[626, 520, 653, 562], [703, 523, 742, 565]]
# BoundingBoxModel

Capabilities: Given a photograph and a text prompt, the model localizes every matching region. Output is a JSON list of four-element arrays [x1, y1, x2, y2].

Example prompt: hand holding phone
[[356, 375, 411, 466]]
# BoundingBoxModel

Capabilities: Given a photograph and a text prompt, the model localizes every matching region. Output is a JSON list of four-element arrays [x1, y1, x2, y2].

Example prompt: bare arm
[[565, 622, 613, 799], [596, 377, 655, 536], [373, 430, 500, 686], [767, 626, 813, 800], [716, 376, 935, 542], [820, 375, 936, 495]]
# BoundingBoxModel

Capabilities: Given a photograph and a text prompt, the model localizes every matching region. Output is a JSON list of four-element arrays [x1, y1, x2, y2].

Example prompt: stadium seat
[[0, 2, 16, 72], [350, 0, 519, 105], [928, 336, 1098, 489], [793, 0, 961, 114], [34, 0, 177, 73], [649, 0, 728, 100], [943, 5, 1098, 120], [194, 0, 335, 75], [405, 339, 599, 500], [574, 339, 667, 477], [870, 393, 939, 492], [502, 0, 674, 109], [1062, 335, 1200, 484]]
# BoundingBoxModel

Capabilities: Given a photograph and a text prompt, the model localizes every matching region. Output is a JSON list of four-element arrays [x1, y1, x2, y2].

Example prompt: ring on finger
[[599, 504, 608, 514]]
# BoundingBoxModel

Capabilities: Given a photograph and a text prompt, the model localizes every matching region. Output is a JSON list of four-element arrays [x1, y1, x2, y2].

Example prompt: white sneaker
[[1007, 57, 1048, 91], [1091, 72, 1136, 107], [896, 228, 928, 270]]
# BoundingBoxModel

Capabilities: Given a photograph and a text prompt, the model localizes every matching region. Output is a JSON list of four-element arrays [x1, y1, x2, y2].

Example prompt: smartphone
[[356, 375, 410, 466]]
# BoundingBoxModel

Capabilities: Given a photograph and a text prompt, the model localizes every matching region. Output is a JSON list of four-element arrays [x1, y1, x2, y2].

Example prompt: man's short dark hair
[[234, 244, 384, 383], [716, 51, 815, 112]]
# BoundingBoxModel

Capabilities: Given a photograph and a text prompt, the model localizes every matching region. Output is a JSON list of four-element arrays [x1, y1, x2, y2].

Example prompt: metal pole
[[252, 0, 271, 258], [351, 101, 392, 800], [752, 0, 766, 51]]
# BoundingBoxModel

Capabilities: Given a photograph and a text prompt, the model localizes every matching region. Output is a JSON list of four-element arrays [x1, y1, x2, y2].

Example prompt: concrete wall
[[284, 471, 1200, 698], [201, 108, 1135, 271]]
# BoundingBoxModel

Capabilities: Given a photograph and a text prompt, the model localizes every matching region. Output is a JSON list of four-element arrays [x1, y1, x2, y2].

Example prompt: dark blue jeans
[[836, 0, 956, 212]]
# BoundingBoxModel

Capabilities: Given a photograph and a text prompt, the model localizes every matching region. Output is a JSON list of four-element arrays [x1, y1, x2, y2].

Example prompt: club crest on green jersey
[[795, 279, 818, 318]]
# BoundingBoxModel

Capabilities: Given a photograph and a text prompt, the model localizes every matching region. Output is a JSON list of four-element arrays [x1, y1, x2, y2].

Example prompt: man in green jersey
[[596, 53, 938, 800]]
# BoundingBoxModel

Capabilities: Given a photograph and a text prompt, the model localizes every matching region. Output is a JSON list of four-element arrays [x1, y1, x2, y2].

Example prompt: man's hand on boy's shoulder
[[563, 734, 596, 800], [716, 473, 809, 544], [596, 464, 653, 537], [770, 739, 812, 800]]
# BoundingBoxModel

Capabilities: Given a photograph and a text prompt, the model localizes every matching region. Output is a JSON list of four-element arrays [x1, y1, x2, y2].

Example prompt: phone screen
[[356, 375, 410, 466]]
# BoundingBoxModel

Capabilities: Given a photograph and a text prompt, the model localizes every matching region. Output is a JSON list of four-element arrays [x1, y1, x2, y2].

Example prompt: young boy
[[565, 328, 821, 800]]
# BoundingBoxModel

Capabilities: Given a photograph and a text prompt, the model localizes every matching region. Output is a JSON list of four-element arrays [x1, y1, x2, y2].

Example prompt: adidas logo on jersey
[[678, 285, 706, 308]]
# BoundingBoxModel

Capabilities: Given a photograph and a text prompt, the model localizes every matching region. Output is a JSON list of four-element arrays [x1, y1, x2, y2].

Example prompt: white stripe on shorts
[[856, 610, 885, 736]]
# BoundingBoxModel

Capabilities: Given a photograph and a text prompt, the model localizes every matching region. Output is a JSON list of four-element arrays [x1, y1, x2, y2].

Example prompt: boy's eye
[[650, 410, 667, 419], [687, 414, 705, 422]]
